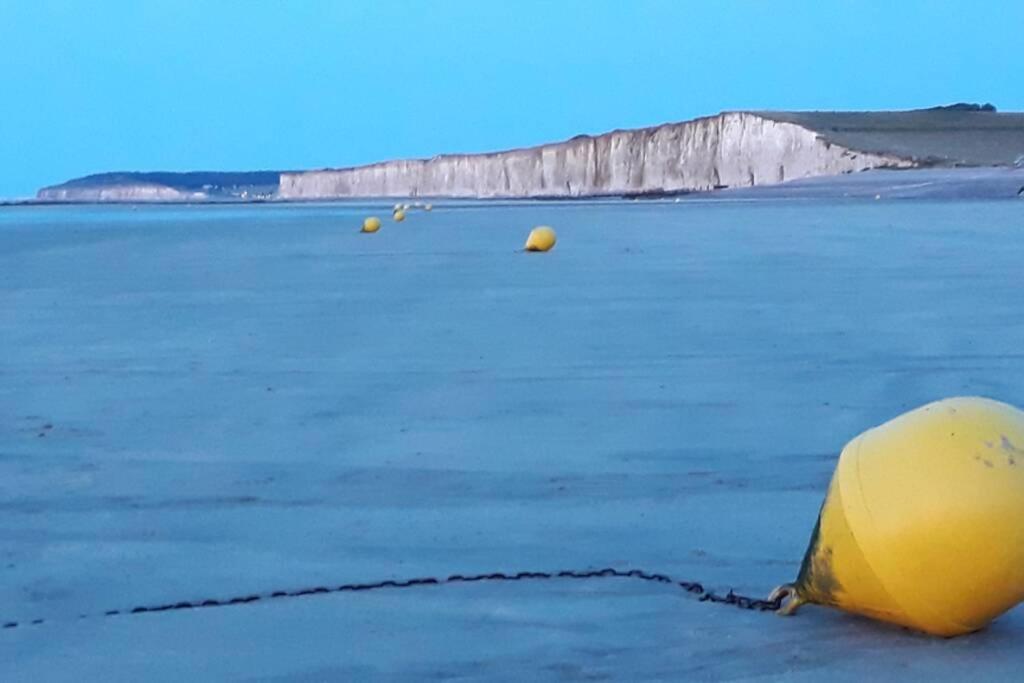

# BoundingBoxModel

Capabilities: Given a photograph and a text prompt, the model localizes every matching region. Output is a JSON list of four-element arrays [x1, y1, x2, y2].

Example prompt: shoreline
[[5, 167, 1023, 207]]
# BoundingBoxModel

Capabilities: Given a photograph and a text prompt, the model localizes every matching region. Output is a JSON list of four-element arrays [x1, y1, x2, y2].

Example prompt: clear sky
[[2, 0, 1022, 199]]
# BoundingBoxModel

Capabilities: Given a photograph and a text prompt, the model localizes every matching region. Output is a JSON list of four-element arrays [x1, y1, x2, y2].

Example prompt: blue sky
[[2, 0, 1021, 198]]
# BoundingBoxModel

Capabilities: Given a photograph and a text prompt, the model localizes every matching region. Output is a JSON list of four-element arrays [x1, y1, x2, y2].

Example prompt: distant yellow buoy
[[361, 216, 382, 233], [393, 209, 406, 222], [773, 397, 1024, 636], [524, 226, 556, 252]]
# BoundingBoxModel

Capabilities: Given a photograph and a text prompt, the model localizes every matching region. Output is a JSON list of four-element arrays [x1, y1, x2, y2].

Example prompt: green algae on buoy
[[524, 226, 556, 252], [393, 209, 406, 222], [361, 216, 382, 233]]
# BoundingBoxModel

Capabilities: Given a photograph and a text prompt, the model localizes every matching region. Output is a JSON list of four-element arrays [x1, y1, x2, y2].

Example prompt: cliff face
[[36, 183, 202, 202], [279, 112, 913, 199], [760, 110, 1024, 166], [38, 108, 1021, 202], [36, 171, 281, 202]]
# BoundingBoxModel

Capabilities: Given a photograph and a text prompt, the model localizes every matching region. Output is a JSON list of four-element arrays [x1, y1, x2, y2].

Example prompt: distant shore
[[7, 167, 1024, 207], [30, 106, 1024, 205]]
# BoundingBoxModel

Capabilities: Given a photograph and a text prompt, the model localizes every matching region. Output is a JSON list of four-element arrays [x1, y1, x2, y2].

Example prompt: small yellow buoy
[[393, 209, 406, 222], [361, 216, 382, 233], [773, 397, 1024, 636], [524, 226, 556, 252]]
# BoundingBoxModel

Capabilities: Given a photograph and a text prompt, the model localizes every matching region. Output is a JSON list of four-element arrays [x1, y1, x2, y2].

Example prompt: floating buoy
[[424, 204, 433, 211], [772, 397, 1024, 636], [393, 209, 406, 222], [524, 226, 556, 252], [361, 216, 382, 233]]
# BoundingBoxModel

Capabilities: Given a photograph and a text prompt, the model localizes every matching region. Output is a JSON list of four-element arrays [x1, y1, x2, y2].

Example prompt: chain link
[[1, 567, 782, 631]]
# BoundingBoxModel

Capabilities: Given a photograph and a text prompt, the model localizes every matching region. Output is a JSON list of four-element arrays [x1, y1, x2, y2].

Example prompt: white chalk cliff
[[278, 112, 914, 199], [36, 107, 1024, 202], [37, 184, 204, 202]]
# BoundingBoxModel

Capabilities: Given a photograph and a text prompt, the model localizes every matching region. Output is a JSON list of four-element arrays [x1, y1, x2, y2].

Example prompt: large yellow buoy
[[361, 216, 382, 233], [524, 226, 556, 252], [773, 397, 1024, 636], [393, 209, 406, 222]]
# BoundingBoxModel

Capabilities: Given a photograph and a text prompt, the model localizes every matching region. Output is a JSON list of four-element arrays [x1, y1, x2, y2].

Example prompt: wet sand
[[2, 199, 1024, 680]]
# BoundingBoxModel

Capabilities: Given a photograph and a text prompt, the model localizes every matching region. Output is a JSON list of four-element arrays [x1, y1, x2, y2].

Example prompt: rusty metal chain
[[1, 567, 782, 631]]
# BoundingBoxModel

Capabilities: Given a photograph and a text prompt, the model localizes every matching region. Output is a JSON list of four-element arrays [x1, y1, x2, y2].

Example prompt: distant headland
[[34, 171, 283, 203], [30, 104, 1024, 203]]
